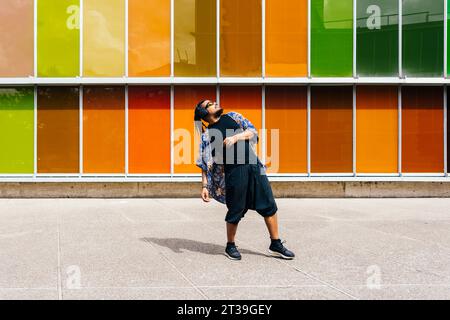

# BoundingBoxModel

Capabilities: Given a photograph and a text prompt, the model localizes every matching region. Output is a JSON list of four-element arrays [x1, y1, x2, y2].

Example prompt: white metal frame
[[444, 84, 448, 176], [399, 0, 403, 78], [1, 0, 449, 183], [353, 0, 357, 79], [445, 0, 447, 79], [352, 84, 356, 176], [398, 85, 402, 176]]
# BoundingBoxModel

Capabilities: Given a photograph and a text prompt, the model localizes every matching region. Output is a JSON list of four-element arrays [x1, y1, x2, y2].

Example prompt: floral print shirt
[[196, 111, 266, 204]]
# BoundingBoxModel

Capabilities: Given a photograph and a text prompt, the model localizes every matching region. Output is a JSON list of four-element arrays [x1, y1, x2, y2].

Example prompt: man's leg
[[264, 213, 279, 240], [226, 222, 239, 243]]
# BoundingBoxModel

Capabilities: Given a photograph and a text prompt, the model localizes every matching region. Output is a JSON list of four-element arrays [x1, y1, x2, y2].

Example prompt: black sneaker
[[268, 239, 295, 260], [225, 242, 242, 261]]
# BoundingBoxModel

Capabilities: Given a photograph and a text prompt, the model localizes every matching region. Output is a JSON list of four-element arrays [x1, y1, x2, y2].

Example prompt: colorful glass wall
[[0, 1, 449, 180], [0, 85, 448, 177], [1, 1, 450, 79]]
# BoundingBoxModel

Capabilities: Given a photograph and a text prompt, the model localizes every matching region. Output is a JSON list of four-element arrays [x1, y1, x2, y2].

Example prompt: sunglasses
[[204, 101, 217, 108]]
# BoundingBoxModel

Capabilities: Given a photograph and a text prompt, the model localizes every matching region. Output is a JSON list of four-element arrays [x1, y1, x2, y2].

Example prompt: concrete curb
[[1, 181, 450, 198]]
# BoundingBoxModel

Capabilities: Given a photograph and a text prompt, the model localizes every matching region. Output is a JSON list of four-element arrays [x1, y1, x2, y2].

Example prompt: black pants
[[224, 164, 278, 225]]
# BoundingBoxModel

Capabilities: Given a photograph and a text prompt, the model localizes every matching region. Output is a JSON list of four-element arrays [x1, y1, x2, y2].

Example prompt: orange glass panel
[[83, 86, 125, 173], [37, 87, 79, 173], [356, 86, 398, 173], [174, 86, 216, 174], [220, 86, 262, 157], [402, 86, 444, 173], [128, 86, 171, 173], [129, 0, 170, 76], [265, 0, 307, 77], [0, 0, 34, 77], [220, 0, 262, 77], [265, 86, 307, 173], [311, 86, 353, 173]]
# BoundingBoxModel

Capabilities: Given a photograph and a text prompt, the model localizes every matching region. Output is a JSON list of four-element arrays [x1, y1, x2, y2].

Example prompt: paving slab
[[0, 198, 449, 300]]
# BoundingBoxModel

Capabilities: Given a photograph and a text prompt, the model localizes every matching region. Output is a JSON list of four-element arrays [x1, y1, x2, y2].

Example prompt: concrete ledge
[[1, 181, 450, 198]]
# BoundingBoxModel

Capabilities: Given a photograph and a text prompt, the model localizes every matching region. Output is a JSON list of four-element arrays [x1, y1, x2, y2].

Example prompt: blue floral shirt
[[196, 112, 266, 204]]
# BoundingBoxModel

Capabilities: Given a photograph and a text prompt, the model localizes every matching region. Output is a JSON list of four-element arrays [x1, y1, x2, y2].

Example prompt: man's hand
[[223, 135, 238, 148], [201, 187, 210, 202]]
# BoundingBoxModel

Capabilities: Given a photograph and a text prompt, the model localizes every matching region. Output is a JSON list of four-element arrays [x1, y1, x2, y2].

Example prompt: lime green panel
[[0, 88, 34, 173], [38, 0, 80, 77]]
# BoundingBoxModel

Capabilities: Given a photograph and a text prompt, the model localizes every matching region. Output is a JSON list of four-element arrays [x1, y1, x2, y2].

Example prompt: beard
[[213, 108, 224, 118]]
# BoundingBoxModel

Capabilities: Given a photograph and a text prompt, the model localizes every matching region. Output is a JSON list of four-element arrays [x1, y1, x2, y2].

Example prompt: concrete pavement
[[0, 198, 449, 300]]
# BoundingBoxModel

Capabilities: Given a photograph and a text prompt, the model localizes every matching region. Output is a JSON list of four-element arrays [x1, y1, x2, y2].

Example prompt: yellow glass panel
[[174, 0, 216, 76], [83, 0, 125, 77]]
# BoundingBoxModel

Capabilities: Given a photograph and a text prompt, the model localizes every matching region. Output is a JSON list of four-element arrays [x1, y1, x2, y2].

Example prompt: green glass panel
[[402, 0, 444, 77], [357, 0, 398, 76], [0, 87, 34, 173], [37, 0, 80, 77], [311, 0, 353, 77]]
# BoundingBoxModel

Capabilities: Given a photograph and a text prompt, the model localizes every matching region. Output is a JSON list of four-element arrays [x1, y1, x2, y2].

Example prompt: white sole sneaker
[[268, 249, 294, 260], [224, 252, 241, 261]]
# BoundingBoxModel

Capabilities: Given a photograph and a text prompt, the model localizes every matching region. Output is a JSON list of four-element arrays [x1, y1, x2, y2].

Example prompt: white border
[[5, 77, 450, 85]]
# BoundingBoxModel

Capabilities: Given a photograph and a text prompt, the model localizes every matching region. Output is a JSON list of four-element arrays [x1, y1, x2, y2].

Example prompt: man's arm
[[226, 112, 259, 144], [201, 170, 210, 202], [223, 129, 255, 147]]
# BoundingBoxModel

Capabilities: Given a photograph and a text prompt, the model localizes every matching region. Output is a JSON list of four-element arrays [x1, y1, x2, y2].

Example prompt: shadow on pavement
[[140, 237, 267, 257]]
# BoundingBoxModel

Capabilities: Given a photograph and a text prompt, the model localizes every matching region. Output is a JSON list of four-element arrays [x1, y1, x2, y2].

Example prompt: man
[[194, 99, 295, 261]]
